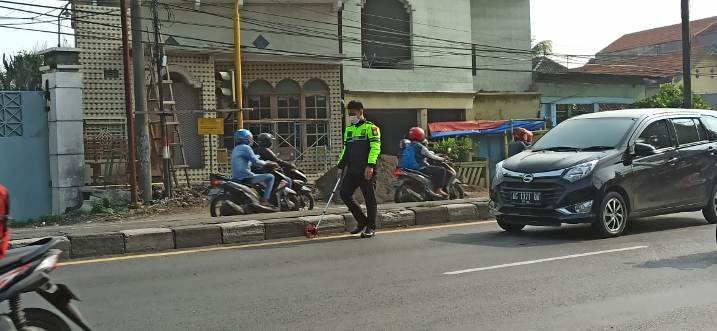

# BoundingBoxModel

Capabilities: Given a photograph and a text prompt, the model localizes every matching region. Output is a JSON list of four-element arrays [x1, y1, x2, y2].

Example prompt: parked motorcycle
[[393, 159, 465, 203], [0, 237, 93, 331]]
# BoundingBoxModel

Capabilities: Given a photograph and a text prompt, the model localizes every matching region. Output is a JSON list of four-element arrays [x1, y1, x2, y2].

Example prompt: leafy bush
[[634, 83, 711, 109], [430, 138, 474, 162]]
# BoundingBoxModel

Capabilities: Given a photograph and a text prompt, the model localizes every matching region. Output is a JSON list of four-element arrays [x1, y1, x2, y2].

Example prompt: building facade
[[73, 0, 536, 183]]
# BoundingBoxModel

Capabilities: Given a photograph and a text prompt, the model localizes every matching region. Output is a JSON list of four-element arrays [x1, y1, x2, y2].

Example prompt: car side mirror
[[634, 143, 657, 157]]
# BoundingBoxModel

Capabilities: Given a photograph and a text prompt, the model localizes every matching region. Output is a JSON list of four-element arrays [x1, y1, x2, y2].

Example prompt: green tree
[[531, 40, 553, 57], [634, 83, 711, 109], [0, 50, 43, 91]]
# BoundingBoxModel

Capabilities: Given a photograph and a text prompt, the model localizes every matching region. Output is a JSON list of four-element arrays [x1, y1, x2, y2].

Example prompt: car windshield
[[533, 117, 636, 150]]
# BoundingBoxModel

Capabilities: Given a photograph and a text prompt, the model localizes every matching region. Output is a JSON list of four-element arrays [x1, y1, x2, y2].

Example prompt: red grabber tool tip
[[304, 173, 343, 239]]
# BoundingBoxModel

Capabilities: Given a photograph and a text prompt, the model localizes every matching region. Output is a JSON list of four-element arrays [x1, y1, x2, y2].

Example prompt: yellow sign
[[197, 118, 224, 135]]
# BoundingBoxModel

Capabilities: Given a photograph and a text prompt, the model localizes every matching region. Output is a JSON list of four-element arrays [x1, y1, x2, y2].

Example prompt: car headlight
[[494, 161, 505, 182], [562, 160, 598, 182]]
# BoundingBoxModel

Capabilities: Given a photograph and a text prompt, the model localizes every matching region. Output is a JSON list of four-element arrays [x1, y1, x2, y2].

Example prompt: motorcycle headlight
[[562, 160, 598, 182], [494, 161, 505, 182]]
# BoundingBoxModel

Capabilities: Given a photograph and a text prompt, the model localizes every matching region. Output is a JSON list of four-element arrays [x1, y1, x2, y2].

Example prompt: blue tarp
[[430, 120, 545, 138]]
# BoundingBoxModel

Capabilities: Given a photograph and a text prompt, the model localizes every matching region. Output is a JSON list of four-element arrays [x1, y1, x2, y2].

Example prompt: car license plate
[[511, 191, 541, 204]]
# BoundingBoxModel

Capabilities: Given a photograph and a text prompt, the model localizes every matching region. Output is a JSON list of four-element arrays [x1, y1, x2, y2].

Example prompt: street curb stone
[[472, 201, 490, 220], [263, 218, 306, 239], [410, 206, 449, 225], [447, 203, 480, 222], [9, 237, 71, 260], [379, 209, 416, 228], [220, 221, 265, 244], [121, 228, 174, 253], [299, 215, 345, 235], [69, 233, 125, 258], [173, 225, 223, 249]]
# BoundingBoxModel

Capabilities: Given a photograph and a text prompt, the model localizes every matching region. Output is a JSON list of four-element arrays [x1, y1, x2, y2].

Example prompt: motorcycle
[[280, 165, 315, 211], [393, 158, 465, 203], [208, 169, 305, 217], [0, 237, 92, 331]]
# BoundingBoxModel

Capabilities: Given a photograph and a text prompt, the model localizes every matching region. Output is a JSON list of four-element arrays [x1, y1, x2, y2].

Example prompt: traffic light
[[215, 70, 236, 104]]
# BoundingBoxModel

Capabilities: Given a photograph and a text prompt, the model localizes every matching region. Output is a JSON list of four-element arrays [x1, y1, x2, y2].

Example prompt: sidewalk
[[11, 198, 490, 259]]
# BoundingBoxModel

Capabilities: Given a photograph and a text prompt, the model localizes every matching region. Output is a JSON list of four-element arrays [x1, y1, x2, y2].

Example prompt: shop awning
[[429, 120, 546, 138]]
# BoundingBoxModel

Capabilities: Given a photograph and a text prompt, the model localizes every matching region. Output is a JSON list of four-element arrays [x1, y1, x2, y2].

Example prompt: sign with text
[[197, 118, 224, 135]]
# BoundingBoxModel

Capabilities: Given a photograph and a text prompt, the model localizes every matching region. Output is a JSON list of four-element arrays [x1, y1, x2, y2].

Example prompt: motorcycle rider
[[253, 132, 294, 188], [508, 127, 533, 157], [398, 127, 451, 197], [231, 129, 277, 206]]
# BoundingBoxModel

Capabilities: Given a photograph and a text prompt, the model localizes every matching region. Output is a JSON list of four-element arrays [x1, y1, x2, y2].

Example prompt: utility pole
[[120, 0, 139, 206], [152, 0, 173, 197], [131, 0, 153, 203], [234, 0, 244, 129], [681, 0, 692, 108]]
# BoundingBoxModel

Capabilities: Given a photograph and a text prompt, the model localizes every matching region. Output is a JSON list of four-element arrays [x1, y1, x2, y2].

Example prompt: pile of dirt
[[315, 155, 398, 204], [18, 185, 209, 228]]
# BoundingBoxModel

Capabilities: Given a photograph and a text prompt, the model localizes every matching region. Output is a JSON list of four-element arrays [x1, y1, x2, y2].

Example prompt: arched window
[[303, 79, 330, 147], [361, 0, 412, 69], [276, 79, 301, 119], [246, 80, 273, 137], [275, 79, 301, 148], [247, 80, 272, 120]]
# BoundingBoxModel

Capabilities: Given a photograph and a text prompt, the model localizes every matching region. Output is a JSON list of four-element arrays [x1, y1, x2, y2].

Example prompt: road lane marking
[[59, 220, 496, 266], [444, 245, 649, 275]]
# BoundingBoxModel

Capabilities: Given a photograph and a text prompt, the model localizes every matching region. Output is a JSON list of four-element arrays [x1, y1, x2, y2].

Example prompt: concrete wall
[[470, 93, 539, 120], [341, 0, 475, 93], [535, 81, 653, 102], [691, 56, 717, 94], [470, 0, 532, 92]]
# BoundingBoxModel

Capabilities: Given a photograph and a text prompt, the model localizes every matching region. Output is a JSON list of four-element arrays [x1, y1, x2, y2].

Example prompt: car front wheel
[[592, 192, 628, 238], [701, 183, 717, 224]]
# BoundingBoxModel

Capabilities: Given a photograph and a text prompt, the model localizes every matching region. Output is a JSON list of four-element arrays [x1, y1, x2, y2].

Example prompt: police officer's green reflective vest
[[337, 121, 381, 174]]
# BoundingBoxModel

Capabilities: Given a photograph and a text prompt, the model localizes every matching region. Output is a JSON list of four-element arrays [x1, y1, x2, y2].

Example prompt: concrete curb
[[10, 199, 489, 260]]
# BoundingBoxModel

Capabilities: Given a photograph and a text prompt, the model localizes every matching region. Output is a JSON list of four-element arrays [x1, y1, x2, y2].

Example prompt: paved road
[[19, 212, 717, 330]]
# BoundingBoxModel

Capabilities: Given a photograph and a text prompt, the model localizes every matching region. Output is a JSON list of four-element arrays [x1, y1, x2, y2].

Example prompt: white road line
[[444, 245, 649, 275]]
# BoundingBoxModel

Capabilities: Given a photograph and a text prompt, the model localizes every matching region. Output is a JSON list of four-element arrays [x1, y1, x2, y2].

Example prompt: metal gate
[[0, 92, 50, 220]]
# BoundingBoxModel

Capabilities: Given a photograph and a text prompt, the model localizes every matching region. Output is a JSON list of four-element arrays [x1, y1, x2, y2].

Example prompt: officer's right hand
[[337, 168, 343, 178]]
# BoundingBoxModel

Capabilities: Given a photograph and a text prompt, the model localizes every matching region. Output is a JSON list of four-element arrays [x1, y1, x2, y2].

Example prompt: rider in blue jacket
[[398, 127, 450, 197], [232, 129, 276, 206]]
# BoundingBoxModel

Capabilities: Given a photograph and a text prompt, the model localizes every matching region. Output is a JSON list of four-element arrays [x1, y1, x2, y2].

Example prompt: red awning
[[428, 120, 506, 132]]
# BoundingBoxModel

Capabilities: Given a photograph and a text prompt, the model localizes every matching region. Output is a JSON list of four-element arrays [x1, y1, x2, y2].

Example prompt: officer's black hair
[[346, 100, 363, 110]]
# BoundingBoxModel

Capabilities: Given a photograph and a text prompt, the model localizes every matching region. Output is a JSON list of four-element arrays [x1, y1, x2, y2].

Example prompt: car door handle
[[709, 146, 716, 156], [667, 157, 679, 166]]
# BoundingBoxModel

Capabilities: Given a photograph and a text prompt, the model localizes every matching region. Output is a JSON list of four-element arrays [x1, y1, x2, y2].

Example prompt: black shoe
[[350, 226, 366, 235], [360, 228, 375, 238]]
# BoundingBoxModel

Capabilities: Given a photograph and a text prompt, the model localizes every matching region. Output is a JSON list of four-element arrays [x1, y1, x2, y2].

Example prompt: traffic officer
[[337, 100, 381, 238]]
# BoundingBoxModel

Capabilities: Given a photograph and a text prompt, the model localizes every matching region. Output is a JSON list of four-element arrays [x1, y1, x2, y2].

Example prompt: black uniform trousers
[[340, 173, 378, 230]]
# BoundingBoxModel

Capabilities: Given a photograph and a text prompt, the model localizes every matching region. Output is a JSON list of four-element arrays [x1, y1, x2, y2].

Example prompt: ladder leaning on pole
[[145, 32, 190, 188]]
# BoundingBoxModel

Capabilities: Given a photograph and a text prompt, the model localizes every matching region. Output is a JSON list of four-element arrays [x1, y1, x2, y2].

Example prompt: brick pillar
[[40, 47, 86, 214]]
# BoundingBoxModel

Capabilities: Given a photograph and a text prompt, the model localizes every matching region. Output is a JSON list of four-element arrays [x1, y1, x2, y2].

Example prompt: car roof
[[574, 108, 707, 120]]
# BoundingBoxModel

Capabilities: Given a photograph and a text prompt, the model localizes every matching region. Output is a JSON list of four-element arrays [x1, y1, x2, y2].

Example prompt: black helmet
[[256, 133, 273, 148]]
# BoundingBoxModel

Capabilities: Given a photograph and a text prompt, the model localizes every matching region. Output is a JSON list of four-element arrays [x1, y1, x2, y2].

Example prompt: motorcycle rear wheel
[[23, 307, 71, 331], [394, 183, 425, 203], [210, 195, 245, 217], [449, 183, 465, 200]]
